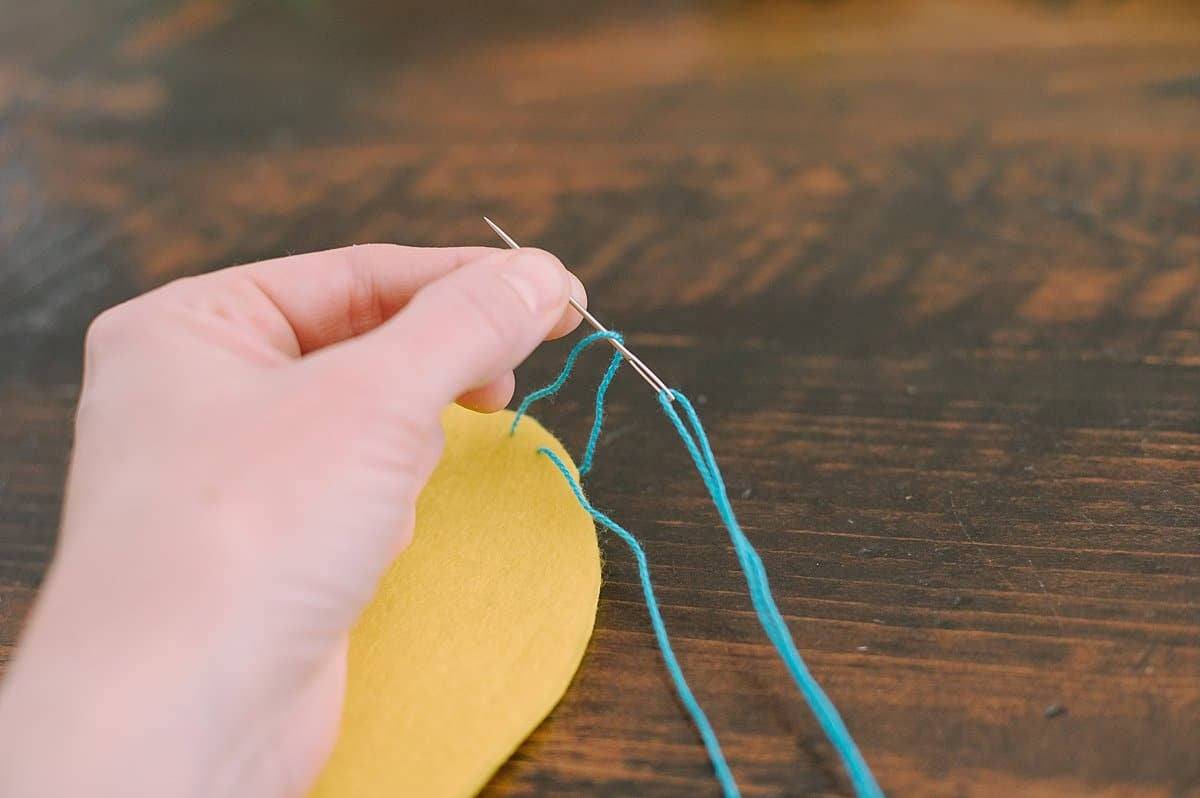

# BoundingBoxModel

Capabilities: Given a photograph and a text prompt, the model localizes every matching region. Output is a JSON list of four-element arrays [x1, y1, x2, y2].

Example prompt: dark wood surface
[[2, 1, 1200, 795]]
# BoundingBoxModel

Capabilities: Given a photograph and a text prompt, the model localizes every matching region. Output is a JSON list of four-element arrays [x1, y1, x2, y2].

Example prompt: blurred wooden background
[[1, 0, 1199, 795]]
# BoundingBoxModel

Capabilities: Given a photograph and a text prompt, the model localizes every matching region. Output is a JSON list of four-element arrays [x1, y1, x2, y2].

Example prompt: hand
[[0, 244, 585, 798]]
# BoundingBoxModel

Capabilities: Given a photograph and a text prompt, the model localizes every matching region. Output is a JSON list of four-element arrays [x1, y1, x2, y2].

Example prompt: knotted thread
[[511, 333, 882, 798]]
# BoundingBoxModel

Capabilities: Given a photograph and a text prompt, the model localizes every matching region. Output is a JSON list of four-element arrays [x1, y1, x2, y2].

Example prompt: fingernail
[[501, 252, 566, 315]]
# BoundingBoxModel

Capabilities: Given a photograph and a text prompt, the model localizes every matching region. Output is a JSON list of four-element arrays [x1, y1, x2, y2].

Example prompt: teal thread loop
[[509, 331, 623, 437]]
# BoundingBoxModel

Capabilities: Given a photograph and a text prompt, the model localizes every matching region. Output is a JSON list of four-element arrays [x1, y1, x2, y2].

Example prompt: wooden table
[[2, 1, 1198, 795]]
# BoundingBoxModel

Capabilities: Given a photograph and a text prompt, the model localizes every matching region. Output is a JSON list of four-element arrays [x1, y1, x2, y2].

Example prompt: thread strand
[[537, 447, 740, 798], [517, 333, 882, 798], [658, 390, 883, 798], [510, 331, 623, 435], [579, 350, 623, 475]]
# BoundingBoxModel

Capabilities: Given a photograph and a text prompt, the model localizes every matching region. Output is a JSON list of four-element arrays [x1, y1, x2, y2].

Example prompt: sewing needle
[[483, 217, 673, 400]]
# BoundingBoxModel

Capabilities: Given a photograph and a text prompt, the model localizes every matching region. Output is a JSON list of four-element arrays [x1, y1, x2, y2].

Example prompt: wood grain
[[1, 0, 1198, 795]]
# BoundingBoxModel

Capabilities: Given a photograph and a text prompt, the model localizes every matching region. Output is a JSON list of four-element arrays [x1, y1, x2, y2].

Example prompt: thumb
[[350, 247, 573, 411]]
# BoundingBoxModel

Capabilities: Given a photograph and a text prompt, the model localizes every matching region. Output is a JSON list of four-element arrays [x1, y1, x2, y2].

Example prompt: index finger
[[159, 244, 585, 358]]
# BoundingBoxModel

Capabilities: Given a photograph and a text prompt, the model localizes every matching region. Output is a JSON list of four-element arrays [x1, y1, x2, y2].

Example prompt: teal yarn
[[657, 390, 883, 798], [513, 335, 882, 798], [510, 331, 623, 437], [579, 350, 623, 475], [537, 446, 740, 798]]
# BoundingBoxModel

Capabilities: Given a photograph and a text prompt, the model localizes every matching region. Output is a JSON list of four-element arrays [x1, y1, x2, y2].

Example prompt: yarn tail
[[659, 390, 883, 798], [538, 447, 741, 798]]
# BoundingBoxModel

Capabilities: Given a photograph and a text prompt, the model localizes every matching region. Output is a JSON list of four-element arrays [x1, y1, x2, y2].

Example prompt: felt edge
[[458, 408, 602, 796], [463, 570, 601, 796]]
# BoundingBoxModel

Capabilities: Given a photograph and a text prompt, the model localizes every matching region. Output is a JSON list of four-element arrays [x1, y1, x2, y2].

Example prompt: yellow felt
[[309, 405, 600, 798]]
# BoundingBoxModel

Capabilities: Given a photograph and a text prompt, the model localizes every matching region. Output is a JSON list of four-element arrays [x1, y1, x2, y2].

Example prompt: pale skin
[[0, 244, 586, 797]]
